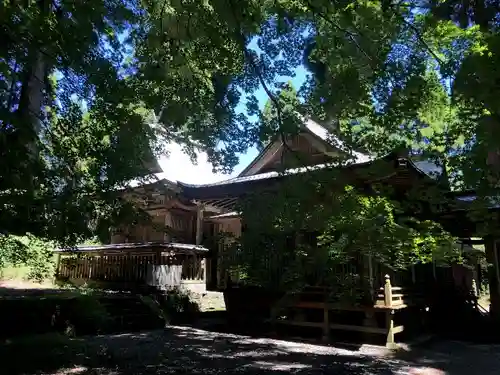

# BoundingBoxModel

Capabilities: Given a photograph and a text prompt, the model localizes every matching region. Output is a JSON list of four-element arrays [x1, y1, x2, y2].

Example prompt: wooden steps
[[276, 320, 404, 335], [269, 276, 409, 348], [97, 294, 166, 332]]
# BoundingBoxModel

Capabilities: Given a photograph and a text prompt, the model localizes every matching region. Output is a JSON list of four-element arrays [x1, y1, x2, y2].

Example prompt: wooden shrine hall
[[176, 119, 500, 346], [57, 117, 500, 346]]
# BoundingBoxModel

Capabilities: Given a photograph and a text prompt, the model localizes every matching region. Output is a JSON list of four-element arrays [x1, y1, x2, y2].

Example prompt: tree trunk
[[17, 50, 46, 152]]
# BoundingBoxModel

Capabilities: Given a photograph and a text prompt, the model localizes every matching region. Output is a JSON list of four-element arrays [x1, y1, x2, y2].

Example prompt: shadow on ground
[[2, 326, 499, 375]]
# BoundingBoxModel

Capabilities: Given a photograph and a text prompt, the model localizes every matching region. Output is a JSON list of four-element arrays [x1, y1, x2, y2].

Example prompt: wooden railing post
[[384, 274, 396, 348], [384, 274, 392, 307], [322, 289, 329, 342], [54, 253, 62, 279], [386, 310, 395, 348]]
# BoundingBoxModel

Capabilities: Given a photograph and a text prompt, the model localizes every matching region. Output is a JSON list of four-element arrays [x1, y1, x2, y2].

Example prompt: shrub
[[0, 234, 55, 282], [153, 288, 200, 324]]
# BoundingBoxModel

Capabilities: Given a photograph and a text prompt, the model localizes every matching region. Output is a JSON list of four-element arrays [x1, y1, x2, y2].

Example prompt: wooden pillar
[[485, 236, 500, 318], [202, 257, 207, 282], [384, 274, 392, 307], [164, 210, 173, 242], [368, 254, 374, 297], [322, 304, 329, 342], [195, 204, 204, 245], [383, 274, 396, 348], [386, 310, 395, 348], [195, 205, 205, 284], [54, 253, 62, 279], [362, 254, 377, 333]]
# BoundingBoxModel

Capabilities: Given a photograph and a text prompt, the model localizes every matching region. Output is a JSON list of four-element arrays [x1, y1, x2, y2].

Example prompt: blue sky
[[91, 31, 312, 183], [229, 37, 310, 173], [158, 38, 311, 184], [233, 64, 310, 173]]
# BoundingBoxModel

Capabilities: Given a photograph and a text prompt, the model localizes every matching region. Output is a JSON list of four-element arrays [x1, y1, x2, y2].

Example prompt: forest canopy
[[1, 0, 500, 248]]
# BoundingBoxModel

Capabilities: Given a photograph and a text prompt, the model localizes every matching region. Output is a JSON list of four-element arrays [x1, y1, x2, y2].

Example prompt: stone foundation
[[185, 290, 226, 312]]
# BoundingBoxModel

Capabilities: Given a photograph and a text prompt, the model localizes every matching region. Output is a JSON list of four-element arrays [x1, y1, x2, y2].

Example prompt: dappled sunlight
[[249, 360, 312, 371], [407, 368, 446, 375], [50, 366, 117, 375], [1, 326, 498, 374]]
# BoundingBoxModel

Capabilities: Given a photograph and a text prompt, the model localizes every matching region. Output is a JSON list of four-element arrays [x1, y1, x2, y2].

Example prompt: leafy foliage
[[2, 1, 500, 270], [0, 234, 55, 281], [233, 172, 461, 290]]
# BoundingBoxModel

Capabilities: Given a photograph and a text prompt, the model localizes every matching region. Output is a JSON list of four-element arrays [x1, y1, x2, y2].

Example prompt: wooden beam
[[164, 210, 173, 242], [194, 200, 222, 213]]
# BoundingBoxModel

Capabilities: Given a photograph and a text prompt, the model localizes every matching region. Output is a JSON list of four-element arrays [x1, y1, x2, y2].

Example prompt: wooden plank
[[393, 325, 404, 334], [379, 286, 402, 291], [118, 255, 123, 281], [276, 320, 323, 328], [98, 255, 104, 280], [294, 301, 408, 311], [330, 324, 387, 334], [375, 301, 406, 308], [82, 257, 88, 279], [275, 321, 405, 335], [377, 294, 404, 299], [70, 258, 75, 279], [295, 301, 326, 309]]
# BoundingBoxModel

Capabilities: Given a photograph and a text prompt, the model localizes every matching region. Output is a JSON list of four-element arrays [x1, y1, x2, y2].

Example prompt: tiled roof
[[455, 195, 500, 209], [237, 116, 373, 177], [177, 157, 375, 189], [412, 160, 442, 179], [207, 211, 240, 219], [55, 242, 209, 253], [303, 118, 372, 164]]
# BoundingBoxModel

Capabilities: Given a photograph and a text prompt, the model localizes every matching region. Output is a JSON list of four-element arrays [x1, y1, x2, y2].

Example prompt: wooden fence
[[57, 252, 204, 285]]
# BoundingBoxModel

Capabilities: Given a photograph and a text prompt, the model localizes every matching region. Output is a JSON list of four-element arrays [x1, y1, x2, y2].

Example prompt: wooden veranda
[[55, 242, 209, 291]]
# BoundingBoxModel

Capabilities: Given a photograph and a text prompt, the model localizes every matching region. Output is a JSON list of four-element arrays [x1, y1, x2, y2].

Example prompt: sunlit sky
[[157, 40, 310, 185]]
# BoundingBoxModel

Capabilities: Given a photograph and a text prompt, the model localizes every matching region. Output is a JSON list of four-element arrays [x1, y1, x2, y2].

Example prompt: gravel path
[[3, 326, 500, 375]]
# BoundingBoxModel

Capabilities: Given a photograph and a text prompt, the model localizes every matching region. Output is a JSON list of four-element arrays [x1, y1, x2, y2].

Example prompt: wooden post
[[386, 310, 395, 349], [472, 278, 478, 310], [164, 211, 173, 242], [485, 237, 500, 318], [196, 204, 204, 245], [384, 274, 392, 307], [54, 253, 62, 280], [368, 254, 374, 298], [383, 274, 396, 348], [202, 258, 207, 282], [322, 291, 329, 342], [494, 240, 500, 288]]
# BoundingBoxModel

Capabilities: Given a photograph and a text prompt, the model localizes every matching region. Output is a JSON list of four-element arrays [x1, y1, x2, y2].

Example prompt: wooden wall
[[57, 251, 205, 288], [205, 218, 242, 290]]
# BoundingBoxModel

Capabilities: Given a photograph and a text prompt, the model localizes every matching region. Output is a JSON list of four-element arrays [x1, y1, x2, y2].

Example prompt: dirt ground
[[0, 279, 57, 290], [0, 280, 227, 312], [2, 326, 500, 375]]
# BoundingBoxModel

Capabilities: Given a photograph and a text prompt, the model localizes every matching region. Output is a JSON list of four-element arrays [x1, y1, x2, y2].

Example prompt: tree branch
[[227, 0, 307, 169], [389, 2, 444, 65], [302, 0, 376, 69]]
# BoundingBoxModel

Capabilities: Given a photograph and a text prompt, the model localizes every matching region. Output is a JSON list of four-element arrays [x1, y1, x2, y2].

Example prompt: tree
[[2, 1, 499, 265], [0, 1, 254, 245]]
